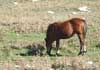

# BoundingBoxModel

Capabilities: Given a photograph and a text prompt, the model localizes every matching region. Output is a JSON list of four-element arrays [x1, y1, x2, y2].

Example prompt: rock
[[47, 11, 55, 14], [78, 6, 91, 12]]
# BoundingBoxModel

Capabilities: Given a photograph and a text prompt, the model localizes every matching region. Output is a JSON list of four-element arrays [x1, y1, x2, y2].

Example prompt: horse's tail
[[83, 20, 87, 38]]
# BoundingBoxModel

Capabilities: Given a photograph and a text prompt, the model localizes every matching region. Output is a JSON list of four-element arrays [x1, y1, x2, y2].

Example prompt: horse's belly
[[60, 36, 68, 39], [59, 33, 74, 39]]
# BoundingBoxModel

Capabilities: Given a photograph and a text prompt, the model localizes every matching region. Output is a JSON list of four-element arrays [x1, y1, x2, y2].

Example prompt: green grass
[[4, 31, 46, 42], [0, 30, 100, 61], [0, 31, 46, 61]]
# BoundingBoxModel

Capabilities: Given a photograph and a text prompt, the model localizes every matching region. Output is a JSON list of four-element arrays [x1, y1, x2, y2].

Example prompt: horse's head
[[44, 38, 48, 47]]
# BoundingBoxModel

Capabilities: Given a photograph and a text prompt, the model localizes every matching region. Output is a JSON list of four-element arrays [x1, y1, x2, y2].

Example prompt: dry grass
[[0, 0, 100, 70], [0, 56, 100, 70]]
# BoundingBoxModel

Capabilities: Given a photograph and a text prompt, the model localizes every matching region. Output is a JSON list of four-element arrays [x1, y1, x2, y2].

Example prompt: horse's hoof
[[78, 51, 86, 56], [47, 53, 52, 56], [78, 52, 83, 56], [83, 51, 87, 53], [56, 53, 62, 56], [46, 51, 51, 56]]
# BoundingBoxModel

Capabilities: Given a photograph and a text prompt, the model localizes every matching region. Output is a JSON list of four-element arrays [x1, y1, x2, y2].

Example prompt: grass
[[4, 31, 46, 42], [0, 31, 46, 61], [0, 30, 99, 70], [0, 28, 100, 61], [0, 0, 100, 69]]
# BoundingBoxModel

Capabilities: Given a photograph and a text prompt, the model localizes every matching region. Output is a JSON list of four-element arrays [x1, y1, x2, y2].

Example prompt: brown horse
[[45, 18, 87, 56]]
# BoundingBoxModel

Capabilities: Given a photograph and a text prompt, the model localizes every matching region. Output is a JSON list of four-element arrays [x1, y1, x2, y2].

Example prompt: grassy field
[[0, 0, 100, 70]]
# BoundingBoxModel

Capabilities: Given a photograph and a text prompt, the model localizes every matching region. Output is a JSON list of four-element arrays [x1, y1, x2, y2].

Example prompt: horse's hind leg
[[78, 33, 86, 55], [56, 39, 60, 55]]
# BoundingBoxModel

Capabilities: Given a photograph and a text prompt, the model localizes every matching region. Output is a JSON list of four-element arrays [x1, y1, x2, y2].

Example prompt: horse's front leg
[[56, 39, 61, 56], [78, 34, 87, 55]]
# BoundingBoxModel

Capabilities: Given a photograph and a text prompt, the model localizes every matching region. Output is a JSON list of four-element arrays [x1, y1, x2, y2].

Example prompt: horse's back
[[69, 18, 85, 25]]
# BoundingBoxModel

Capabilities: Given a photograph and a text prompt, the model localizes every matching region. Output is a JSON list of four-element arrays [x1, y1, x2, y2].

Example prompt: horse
[[45, 18, 87, 56]]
